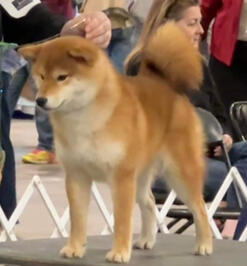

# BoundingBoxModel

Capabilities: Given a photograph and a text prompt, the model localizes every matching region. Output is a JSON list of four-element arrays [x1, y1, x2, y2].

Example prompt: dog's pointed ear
[[67, 48, 95, 66], [18, 44, 42, 62]]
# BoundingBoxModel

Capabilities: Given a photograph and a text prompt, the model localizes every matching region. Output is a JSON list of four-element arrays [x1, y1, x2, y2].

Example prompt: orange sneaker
[[22, 149, 56, 164]]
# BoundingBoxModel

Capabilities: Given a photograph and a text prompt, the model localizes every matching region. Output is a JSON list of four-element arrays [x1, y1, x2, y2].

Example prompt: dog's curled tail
[[141, 22, 203, 93]]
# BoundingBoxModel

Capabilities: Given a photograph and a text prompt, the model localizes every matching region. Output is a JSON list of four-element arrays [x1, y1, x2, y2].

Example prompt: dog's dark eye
[[40, 74, 45, 80], [57, 75, 68, 81]]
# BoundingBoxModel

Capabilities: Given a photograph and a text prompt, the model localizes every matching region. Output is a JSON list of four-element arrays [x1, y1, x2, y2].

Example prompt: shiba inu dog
[[19, 22, 213, 263]]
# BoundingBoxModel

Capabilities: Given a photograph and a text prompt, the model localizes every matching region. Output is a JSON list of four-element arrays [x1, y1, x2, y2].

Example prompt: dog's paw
[[133, 238, 155, 250], [60, 245, 86, 258], [194, 241, 213, 256], [105, 249, 130, 263]]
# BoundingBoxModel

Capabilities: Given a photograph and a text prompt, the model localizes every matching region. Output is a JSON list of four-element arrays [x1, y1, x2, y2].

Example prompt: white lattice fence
[[1, 167, 247, 242], [155, 167, 247, 240], [0, 175, 113, 241]]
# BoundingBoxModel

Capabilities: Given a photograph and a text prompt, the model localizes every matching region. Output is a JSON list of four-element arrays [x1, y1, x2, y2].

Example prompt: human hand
[[214, 134, 233, 156], [61, 11, 111, 48]]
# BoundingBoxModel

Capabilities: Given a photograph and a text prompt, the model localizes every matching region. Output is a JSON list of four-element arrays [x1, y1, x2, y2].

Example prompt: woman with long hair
[[126, 0, 203, 73]]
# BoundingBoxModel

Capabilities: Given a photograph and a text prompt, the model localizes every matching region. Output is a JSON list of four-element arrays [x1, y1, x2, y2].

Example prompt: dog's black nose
[[36, 97, 47, 108]]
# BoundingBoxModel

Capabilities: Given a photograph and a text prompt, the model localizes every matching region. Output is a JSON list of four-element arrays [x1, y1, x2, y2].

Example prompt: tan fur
[[19, 22, 212, 263]]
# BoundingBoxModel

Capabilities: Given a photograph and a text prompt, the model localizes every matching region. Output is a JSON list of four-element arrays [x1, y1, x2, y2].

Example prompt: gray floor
[[0, 235, 246, 266], [11, 119, 194, 240]]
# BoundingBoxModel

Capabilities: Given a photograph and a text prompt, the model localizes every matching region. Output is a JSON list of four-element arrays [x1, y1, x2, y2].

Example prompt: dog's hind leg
[[134, 168, 157, 250], [106, 167, 136, 263], [60, 171, 92, 259], [163, 144, 213, 256]]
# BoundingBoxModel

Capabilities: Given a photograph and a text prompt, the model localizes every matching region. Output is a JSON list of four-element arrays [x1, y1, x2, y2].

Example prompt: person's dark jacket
[[187, 62, 232, 135], [0, 3, 67, 45]]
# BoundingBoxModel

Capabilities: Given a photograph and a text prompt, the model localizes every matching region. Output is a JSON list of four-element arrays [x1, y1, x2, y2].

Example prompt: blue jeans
[[27, 74, 54, 152], [227, 142, 247, 208], [204, 157, 228, 202], [7, 65, 29, 115], [35, 106, 54, 151], [107, 27, 139, 73], [6, 63, 54, 152], [205, 142, 247, 207]]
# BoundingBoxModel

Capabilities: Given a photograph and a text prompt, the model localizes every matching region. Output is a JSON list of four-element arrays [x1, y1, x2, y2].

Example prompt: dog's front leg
[[106, 168, 136, 263], [60, 173, 92, 259]]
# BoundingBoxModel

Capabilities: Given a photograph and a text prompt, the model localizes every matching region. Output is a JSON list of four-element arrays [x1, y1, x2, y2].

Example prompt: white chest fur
[[51, 101, 125, 181], [56, 132, 125, 181]]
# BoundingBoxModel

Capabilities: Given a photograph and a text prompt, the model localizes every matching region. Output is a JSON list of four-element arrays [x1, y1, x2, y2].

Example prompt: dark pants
[[209, 41, 247, 140], [0, 68, 28, 218], [205, 142, 247, 208], [233, 205, 247, 240]]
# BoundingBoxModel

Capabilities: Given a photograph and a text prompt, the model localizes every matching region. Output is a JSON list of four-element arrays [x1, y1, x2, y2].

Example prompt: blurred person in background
[[201, 0, 247, 140], [22, 0, 76, 165]]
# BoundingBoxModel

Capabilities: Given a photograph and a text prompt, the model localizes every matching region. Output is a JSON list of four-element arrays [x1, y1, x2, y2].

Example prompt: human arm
[[61, 11, 111, 48], [214, 134, 233, 156], [2, 3, 111, 48]]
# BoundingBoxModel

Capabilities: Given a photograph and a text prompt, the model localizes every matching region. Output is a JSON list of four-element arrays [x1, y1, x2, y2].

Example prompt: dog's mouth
[[40, 100, 66, 112]]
